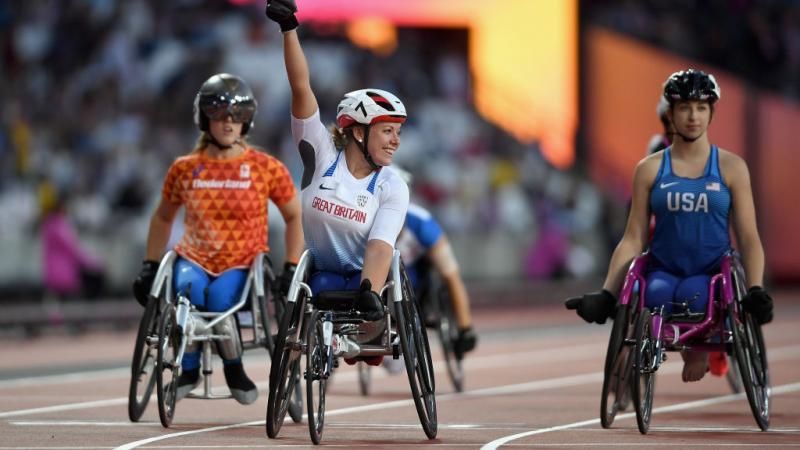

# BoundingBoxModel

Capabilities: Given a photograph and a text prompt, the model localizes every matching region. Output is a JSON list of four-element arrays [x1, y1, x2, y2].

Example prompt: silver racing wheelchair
[[127, 250, 297, 427], [265, 249, 437, 444]]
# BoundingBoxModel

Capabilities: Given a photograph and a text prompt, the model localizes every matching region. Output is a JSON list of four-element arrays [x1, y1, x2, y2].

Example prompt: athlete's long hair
[[190, 132, 252, 153]]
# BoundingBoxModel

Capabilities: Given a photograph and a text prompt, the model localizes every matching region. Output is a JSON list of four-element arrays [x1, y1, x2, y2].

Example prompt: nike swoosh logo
[[660, 182, 679, 189], [319, 183, 335, 191]]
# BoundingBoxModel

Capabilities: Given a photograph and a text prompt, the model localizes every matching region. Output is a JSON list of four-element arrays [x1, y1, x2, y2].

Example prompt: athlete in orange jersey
[[132, 73, 303, 405]]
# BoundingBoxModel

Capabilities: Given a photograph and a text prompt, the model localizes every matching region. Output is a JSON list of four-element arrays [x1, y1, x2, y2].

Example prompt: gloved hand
[[276, 261, 297, 297], [358, 279, 384, 321], [265, 0, 298, 32], [741, 286, 773, 325], [565, 289, 617, 324], [132, 260, 159, 307]]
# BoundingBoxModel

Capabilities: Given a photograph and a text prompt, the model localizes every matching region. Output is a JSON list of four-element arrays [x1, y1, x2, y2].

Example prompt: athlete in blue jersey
[[397, 202, 477, 357], [566, 69, 773, 382]]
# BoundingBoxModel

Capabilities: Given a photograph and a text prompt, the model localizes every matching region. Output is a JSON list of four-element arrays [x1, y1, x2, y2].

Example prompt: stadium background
[[0, 0, 798, 332]]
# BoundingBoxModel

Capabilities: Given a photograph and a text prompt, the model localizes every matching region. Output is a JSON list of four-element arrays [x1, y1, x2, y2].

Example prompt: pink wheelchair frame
[[602, 251, 770, 434]]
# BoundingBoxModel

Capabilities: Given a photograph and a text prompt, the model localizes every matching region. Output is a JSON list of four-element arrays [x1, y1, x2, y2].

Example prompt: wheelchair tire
[[357, 362, 371, 396], [632, 307, 655, 435], [729, 304, 770, 431], [155, 302, 180, 428], [435, 287, 464, 393], [306, 310, 328, 444], [266, 301, 305, 438], [128, 296, 159, 422], [600, 303, 634, 428], [726, 353, 744, 394], [396, 264, 438, 439]]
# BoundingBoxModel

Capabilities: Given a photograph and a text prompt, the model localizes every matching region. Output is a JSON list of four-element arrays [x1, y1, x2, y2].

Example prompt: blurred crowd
[[0, 1, 614, 299], [586, 0, 800, 99]]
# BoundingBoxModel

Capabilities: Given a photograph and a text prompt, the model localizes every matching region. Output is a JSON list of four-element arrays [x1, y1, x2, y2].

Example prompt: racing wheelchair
[[600, 251, 769, 434], [127, 250, 299, 427], [265, 249, 437, 444]]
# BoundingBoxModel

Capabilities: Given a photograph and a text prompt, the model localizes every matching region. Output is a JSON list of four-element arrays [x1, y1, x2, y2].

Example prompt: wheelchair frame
[[265, 249, 437, 444], [601, 251, 770, 434], [127, 250, 280, 427]]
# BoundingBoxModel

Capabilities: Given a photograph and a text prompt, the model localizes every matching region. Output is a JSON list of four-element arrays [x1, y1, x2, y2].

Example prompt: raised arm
[[266, 0, 318, 119]]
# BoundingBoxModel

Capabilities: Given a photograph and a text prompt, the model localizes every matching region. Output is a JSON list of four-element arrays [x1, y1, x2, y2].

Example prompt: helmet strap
[[356, 125, 380, 170]]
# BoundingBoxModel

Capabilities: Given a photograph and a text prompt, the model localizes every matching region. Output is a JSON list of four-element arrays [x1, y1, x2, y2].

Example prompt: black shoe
[[223, 363, 258, 405], [454, 327, 477, 359], [175, 368, 200, 401]]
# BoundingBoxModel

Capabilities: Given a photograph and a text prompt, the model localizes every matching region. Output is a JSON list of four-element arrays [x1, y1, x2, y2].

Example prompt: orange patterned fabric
[[162, 148, 296, 275]]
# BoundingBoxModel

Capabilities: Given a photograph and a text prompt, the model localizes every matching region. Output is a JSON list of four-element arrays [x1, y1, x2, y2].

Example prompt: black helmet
[[662, 69, 721, 105], [193, 73, 257, 135]]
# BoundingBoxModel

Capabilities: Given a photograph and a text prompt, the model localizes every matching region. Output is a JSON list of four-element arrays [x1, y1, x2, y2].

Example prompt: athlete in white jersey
[[267, 0, 409, 329]]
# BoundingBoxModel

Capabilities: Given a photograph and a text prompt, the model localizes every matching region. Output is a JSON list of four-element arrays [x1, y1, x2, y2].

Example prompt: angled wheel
[[155, 302, 181, 428], [306, 311, 330, 444], [128, 296, 159, 422], [396, 264, 438, 439], [600, 303, 634, 428], [266, 301, 305, 438], [435, 287, 464, 393], [729, 304, 770, 430], [632, 308, 655, 434]]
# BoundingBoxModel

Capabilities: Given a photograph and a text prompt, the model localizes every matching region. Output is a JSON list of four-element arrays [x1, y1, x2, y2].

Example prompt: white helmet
[[336, 88, 407, 128], [656, 95, 670, 118]]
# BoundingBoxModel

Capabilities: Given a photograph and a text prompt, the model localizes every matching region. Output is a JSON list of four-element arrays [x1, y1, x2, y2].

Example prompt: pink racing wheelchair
[[600, 251, 769, 434]]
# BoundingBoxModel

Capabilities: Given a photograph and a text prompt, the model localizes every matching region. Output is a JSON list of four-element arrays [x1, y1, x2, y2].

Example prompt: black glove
[[565, 289, 617, 324], [357, 279, 384, 321], [132, 260, 159, 307], [276, 261, 297, 297], [265, 0, 298, 32], [742, 286, 773, 325]]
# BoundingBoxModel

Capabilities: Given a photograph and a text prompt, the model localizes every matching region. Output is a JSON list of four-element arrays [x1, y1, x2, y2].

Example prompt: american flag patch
[[706, 181, 720, 191]]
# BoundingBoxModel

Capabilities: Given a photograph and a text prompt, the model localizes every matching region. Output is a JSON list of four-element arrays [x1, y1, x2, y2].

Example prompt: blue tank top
[[649, 146, 731, 276]]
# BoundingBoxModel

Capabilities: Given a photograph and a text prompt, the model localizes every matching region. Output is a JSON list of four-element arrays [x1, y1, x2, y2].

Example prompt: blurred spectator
[[39, 181, 105, 302]]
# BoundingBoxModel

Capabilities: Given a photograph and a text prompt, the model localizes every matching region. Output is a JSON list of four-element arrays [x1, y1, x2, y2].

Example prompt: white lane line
[[113, 345, 800, 450], [0, 398, 128, 419], [10, 421, 162, 426], [0, 343, 602, 418], [0, 368, 130, 389], [481, 381, 800, 450]]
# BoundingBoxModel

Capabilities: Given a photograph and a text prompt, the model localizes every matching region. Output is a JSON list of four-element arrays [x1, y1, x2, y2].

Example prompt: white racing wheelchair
[[127, 250, 301, 427], [265, 249, 438, 445]]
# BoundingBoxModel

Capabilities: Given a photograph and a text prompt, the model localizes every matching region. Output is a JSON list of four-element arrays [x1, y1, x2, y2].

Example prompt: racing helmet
[[662, 69, 721, 105], [193, 73, 257, 135], [336, 88, 407, 128]]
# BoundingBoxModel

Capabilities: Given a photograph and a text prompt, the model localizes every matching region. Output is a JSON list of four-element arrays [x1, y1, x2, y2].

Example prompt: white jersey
[[291, 109, 409, 274]]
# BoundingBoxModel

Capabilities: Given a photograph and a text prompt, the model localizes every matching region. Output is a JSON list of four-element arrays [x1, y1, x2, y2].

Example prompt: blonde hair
[[329, 124, 353, 151]]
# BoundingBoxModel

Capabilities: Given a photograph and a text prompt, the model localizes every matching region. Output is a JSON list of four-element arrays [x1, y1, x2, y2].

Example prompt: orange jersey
[[162, 148, 296, 275]]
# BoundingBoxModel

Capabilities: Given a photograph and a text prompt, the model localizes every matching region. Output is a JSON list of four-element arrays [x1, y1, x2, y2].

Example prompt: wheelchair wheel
[[600, 304, 634, 428], [729, 304, 770, 431], [155, 302, 181, 428], [396, 264, 438, 439], [357, 362, 371, 396], [305, 311, 329, 444], [435, 288, 464, 393], [632, 308, 655, 435], [266, 301, 305, 438], [128, 296, 159, 422]]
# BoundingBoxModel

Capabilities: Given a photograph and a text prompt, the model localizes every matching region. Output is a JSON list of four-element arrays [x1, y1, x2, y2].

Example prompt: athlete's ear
[[352, 126, 365, 143]]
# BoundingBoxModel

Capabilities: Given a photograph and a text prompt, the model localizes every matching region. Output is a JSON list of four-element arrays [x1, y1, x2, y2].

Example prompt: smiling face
[[669, 100, 712, 141], [364, 122, 402, 166], [208, 116, 243, 148]]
